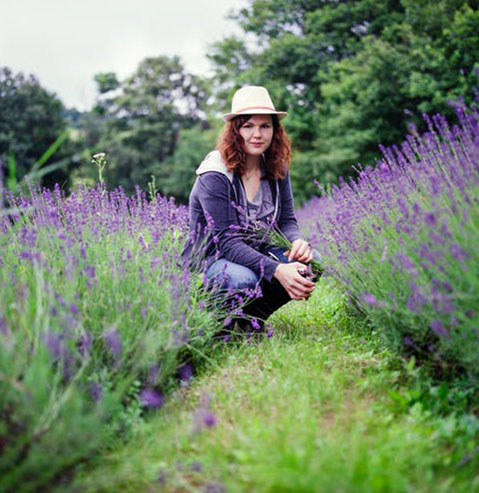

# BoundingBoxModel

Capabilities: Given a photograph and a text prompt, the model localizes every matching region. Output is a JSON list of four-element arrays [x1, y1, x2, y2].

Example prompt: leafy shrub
[[298, 104, 479, 380], [0, 183, 220, 491]]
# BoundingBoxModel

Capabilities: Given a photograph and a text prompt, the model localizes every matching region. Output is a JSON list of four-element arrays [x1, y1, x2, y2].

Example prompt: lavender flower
[[363, 293, 378, 306], [430, 319, 448, 338], [104, 328, 123, 359], [450, 243, 468, 261], [193, 393, 217, 432], [89, 382, 103, 402], [178, 363, 193, 385], [77, 332, 93, 357], [139, 388, 164, 409]]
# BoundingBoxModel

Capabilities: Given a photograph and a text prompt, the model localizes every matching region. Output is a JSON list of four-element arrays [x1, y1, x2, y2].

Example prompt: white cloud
[[0, 0, 246, 109]]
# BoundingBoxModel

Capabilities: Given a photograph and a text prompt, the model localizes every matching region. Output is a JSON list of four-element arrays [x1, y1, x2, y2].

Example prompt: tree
[[87, 56, 211, 193], [317, 2, 479, 181], [0, 67, 71, 187], [209, 0, 479, 203], [156, 123, 220, 203]]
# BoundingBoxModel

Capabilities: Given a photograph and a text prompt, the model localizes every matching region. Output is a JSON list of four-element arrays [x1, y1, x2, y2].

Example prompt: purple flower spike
[[430, 319, 448, 338], [363, 293, 378, 306], [178, 363, 193, 385], [201, 410, 217, 428], [424, 212, 437, 227], [450, 243, 468, 261], [0, 316, 9, 336], [105, 328, 123, 359], [403, 336, 414, 346], [139, 388, 164, 409], [396, 253, 415, 270], [89, 382, 103, 402], [77, 332, 93, 357], [69, 302, 80, 316], [43, 331, 63, 359]]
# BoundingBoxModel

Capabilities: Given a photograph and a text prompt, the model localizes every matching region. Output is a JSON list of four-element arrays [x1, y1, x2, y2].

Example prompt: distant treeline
[[1, 0, 478, 204]]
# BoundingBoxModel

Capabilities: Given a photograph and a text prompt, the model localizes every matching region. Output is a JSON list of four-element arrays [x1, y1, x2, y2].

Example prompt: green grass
[[69, 278, 479, 492]]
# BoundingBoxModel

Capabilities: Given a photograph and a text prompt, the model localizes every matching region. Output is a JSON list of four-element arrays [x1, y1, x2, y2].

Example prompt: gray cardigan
[[182, 150, 303, 281]]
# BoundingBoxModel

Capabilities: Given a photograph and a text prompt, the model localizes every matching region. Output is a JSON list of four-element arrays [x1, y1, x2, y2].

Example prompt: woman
[[182, 86, 315, 323]]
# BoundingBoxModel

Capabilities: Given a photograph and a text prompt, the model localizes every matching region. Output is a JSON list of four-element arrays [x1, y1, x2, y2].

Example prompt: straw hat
[[222, 86, 288, 121]]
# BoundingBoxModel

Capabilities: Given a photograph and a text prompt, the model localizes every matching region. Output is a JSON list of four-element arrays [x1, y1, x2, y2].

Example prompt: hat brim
[[222, 109, 288, 122]]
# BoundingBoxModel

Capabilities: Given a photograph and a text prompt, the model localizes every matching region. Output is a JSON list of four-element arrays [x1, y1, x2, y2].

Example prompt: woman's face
[[238, 114, 274, 157]]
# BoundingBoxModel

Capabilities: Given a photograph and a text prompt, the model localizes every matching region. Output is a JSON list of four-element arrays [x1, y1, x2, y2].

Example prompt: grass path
[[70, 279, 479, 492]]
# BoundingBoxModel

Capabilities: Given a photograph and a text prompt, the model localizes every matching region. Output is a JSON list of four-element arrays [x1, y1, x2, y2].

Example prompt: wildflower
[[138, 235, 149, 250], [190, 461, 203, 472], [396, 253, 415, 271], [0, 316, 8, 336], [430, 319, 448, 338], [139, 388, 164, 409], [43, 331, 63, 359], [77, 332, 93, 357], [69, 302, 80, 316], [89, 382, 103, 402], [363, 293, 378, 306], [178, 363, 193, 385], [193, 393, 217, 432], [197, 410, 217, 428], [403, 336, 414, 346], [450, 243, 468, 261], [104, 328, 123, 359], [424, 212, 437, 227]]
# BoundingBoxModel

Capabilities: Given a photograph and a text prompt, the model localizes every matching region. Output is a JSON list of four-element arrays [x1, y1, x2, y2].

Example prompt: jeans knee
[[206, 260, 259, 290]]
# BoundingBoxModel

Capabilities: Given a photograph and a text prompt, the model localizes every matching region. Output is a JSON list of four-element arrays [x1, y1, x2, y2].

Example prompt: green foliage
[[71, 279, 479, 492], [155, 124, 219, 203], [0, 67, 78, 189], [0, 184, 223, 491], [79, 56, 211, 194], [94, 72, 120, 94], [209, 0, 479, 203], [298, 106, 479, 381]]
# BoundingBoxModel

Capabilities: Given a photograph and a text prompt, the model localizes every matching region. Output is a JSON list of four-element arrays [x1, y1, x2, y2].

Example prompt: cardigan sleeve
[[196, 172, 279, 281], [277, 172, 303, 243]]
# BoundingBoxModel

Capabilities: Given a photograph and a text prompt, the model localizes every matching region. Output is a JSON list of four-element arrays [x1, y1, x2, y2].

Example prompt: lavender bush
[[298, 104, 479, 380], [0, 182, 222, 491]]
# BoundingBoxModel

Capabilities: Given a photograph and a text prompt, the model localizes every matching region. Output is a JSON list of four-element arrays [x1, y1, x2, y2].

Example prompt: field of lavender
[[0, 184, 226, 491], [298, 105, 479, 380], [1, 104, 478, 491]]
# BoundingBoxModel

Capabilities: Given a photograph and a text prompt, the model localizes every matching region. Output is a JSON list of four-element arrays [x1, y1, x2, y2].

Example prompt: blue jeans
[[205, 245, 318, 325], [206, 245, 292, 290]]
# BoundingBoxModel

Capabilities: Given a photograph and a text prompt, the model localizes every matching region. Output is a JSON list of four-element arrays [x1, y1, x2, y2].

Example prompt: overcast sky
[[1, 0, 247, 110]]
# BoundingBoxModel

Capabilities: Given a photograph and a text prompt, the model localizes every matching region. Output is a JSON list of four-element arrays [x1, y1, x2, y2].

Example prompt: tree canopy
[[208, 0, 479, 202], [86, 55, 211, 193], [0, 67, 70, 186], [5, 0, 478, 204]]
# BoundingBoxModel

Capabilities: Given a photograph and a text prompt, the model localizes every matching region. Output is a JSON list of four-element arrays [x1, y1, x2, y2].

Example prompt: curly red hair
[[217, 114, 291, 180]]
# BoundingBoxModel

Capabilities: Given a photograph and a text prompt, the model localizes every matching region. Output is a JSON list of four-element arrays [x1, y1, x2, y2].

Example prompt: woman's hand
[[286, 239, 313, 264], [273, 262, 315, 301]]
